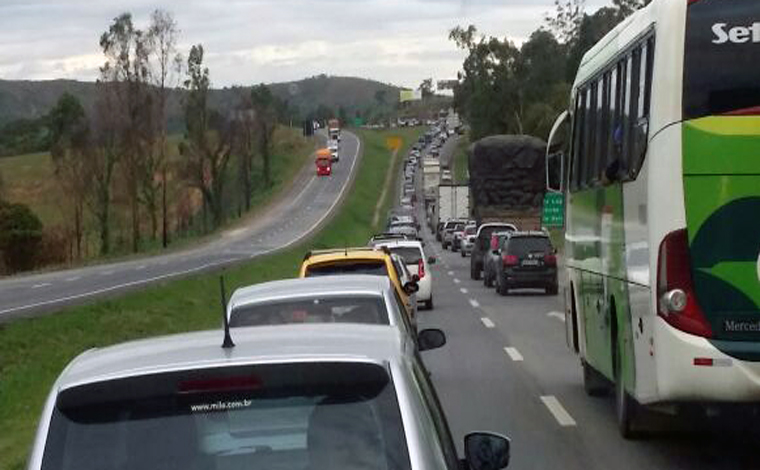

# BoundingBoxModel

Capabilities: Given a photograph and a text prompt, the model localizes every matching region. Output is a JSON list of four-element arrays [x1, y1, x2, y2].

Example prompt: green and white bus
[[545, 0, 760, 437]]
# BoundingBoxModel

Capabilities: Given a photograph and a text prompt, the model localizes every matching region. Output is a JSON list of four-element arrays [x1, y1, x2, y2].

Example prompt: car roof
[[374, 240, 424, 251], [228, 275, 394, 312], [56, 324, 409, 393], [303, 247, 390, 264]]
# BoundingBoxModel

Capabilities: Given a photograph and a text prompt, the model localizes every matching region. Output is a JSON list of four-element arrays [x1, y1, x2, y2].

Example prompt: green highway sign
[[542, 192, 565, 228]]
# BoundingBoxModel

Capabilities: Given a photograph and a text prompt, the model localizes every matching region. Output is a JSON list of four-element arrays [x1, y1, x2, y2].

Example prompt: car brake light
[[502, 254, 519, 266], [656, 229, 713, 338], [544, 254, 557, 266], [179, 376, 262, 394], [418, 259, 425, 278]]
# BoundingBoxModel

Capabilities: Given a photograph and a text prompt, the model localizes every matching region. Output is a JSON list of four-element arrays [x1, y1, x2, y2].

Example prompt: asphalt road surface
[[0, 131, 361, 322]]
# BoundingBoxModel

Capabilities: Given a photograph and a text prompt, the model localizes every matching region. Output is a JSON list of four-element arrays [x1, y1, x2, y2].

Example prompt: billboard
[[399, 89, 422, 103]]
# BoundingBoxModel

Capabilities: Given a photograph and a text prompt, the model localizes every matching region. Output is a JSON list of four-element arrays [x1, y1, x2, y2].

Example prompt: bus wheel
[[615, 340, 641, 439], [582, 361, 609, 397]]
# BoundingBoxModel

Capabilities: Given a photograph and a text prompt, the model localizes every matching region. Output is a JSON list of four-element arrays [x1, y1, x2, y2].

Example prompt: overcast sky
[[0, 0, 608, 89]]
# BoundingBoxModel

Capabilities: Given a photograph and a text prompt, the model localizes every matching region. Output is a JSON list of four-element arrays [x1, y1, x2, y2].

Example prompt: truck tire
[[470, 262, 480, 280], [497, 276, 509, 296], [582, 361, 610, 397]]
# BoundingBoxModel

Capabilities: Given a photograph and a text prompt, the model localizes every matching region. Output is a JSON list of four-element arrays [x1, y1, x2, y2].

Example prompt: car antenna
[[220, 276, 235, 349]]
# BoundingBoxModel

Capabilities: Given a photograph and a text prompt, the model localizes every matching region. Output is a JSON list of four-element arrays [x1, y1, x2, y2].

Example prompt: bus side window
[[581, 83, 596, 188], [570, 91, 585, 192], [630, 36, 655, 178], [625, 48, 642, 179], [596, 72, 611, 183], [606, 67, 619, 178]]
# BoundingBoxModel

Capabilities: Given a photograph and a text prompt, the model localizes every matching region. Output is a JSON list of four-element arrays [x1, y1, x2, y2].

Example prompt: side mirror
[[428, 256, 437, 265], [417, 328, 446, 351], [403, 282, 419, 295], [464, 432, 511, 470]]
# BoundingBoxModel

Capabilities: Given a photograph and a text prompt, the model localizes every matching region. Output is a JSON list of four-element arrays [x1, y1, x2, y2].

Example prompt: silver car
[[27, 324, 511, 470], [227, 276, 415, 336]]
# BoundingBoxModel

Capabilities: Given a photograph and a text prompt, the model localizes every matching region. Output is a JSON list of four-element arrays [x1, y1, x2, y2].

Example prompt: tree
[[419, 78, 434, 99], [99, 13, 156, 253], [374, 89, 387, 106], [148, 9, 180, 247], [180, 44, 233, 229], [251, 84, 278, 188], [0, 201, 43, 273], [48, 92, 90, 259], [613, 0, 651, 18], [543, 0, 585, 46]]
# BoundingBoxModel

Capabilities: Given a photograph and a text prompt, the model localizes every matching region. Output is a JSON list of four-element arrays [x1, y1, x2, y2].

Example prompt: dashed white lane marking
[[469, 299, 480, 309], [453, 278, 461, 284], [32, 283, 51, 289], [447, 271, 454, 276], [460, 288, 468, 294], [480, 317, 495, 328], [100, 271, 114, 276], [65, 276, 80, 282], [135, 265, 146, 271], [547, 311, 566, 322], [540, 396, 577, 427], [504, 347, 524, 362]]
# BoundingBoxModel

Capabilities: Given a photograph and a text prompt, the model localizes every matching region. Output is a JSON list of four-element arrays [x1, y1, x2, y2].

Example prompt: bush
[[0, 201, 43, 273]]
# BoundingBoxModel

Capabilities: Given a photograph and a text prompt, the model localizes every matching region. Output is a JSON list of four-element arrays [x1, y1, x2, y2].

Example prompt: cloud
[[0, 0, 612, 87]]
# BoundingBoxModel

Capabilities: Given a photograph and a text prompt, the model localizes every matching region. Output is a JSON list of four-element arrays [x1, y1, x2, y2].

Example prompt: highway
[[0, 131, 361, 321]]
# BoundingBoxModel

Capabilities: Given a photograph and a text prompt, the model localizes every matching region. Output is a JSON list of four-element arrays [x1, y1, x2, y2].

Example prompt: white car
[[373, 240, 436, 309], [328, 140, 339, 161]]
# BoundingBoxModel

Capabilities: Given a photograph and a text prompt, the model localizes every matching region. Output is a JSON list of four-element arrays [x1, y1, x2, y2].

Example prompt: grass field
[[0, 126, 314, 265], [0, 127, 423, 470], [453, 134, 470, 184]]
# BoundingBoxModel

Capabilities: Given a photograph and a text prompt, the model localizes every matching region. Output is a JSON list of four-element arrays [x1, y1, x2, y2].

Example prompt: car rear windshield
[[465, 227, 477, 235], [306, 261, 388, 277], [507, 237, 552, 256], [388, 247, 423, 265], [230, 295, 389, 327], [42, 363, 410, 470], [684, 0, 760, 119]]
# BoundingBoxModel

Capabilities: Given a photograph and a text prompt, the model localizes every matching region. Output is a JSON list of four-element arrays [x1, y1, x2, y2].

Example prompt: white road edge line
[[0, 133, 363, 316], [547, 311, 566, 322], [32, 283, 51, 289], [460, 288, 468, 294], [469, 299, 480, 309], [65, 277, 80, 282], [540, 396, 577, 427], [504, 347, 524, 362], [481, 317, 495, 328]]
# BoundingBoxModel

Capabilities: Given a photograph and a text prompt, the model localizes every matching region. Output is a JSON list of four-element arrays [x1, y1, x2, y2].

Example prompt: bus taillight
[[657, 229, 713, 338]]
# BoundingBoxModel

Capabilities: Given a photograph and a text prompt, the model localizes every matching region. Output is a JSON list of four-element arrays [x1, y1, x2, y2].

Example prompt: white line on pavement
[[453, 278, 461, 284], [540, 396, 577, 427], [481, 317, 495, 328], [100, 271, 114, 276], [547, 311, 566, 322], [469, 299, 480, 308], [447, 271, 454, 276], [65, 277, 80, 282], [460, 288, 468, 294], [504, 347, 524, 362], [135, 265, 146, 271], [32, 283, 51, 289]]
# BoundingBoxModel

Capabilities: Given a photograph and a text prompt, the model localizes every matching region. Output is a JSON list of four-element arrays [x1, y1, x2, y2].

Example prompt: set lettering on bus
[[712, 23, 760, 45]]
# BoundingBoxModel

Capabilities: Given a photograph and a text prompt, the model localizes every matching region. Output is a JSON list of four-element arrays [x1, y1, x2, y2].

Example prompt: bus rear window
[[684, 0, 760, 119]]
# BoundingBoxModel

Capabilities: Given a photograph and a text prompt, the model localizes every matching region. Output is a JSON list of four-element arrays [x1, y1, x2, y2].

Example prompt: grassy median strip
[[0, 127, 422, 470], [453, 134, 470, 184]]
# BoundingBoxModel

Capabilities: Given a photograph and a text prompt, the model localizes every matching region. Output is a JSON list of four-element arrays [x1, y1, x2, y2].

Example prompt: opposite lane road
[[0, 131, 361, 321]]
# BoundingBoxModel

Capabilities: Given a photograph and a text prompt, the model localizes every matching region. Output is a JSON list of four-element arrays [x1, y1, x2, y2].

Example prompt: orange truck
[[316, 149, 332, 176]]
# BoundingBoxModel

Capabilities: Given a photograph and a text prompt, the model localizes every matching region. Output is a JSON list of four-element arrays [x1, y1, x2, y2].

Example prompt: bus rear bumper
[[654, 318, 760, 403]]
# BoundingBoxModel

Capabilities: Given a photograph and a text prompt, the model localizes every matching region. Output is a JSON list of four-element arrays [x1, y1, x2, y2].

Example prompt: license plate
[[522, 259, 540, 267]]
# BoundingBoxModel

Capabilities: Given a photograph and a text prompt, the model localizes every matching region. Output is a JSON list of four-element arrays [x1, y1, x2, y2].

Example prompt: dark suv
[[494, 231, 558, 295], [470, 223, 517, 280]]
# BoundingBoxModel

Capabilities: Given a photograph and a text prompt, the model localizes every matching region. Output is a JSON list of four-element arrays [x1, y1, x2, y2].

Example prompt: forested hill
[[0, 75, 401, 128]]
